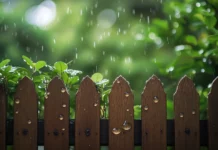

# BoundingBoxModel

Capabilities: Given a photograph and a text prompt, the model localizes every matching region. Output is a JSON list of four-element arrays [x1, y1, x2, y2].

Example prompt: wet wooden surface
[[208, 77, 218, 150], [75, 76, 100, 150], [13, 77, 38, 150], [0, 85, 6, 150], [44, 77, 69, 150], [174, 76, 200, 150], [141, 75, 166, 150], [109, 76, 134, 150]]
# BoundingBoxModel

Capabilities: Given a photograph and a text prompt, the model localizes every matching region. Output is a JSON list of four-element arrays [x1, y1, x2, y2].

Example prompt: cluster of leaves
[[0, 56, 111, 119]]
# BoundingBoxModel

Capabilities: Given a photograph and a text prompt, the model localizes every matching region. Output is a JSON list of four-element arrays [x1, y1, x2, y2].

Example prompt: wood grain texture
[[0, 85, 6, 150], [109, 76, 134, 150], [174, 76, 199, 150], [208, 77, 218, 150], [75, 76, 100, 150], [44, 77, 69, 150], [141, 75, 166, 150], [13, 77, 38, 150]]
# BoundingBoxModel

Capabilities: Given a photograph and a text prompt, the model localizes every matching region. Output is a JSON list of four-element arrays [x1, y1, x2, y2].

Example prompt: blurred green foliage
[[1, 0, 218, 121]]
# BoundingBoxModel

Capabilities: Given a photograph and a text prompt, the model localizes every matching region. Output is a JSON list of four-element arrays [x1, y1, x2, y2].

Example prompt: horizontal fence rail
[[0, 75, 218, 150]]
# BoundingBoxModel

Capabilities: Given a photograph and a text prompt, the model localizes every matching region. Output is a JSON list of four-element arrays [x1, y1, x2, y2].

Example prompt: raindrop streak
[[61, 88, 66, 93], [144, 106, 148, 111], [15, 99, 20, 104], [59, 115, 64, 120], [112, 128, 121, 135], [122, 121, 131, 131], [180, 113, 184, 118], [153, 96, 159, 103], [27, 120, 32, 125]]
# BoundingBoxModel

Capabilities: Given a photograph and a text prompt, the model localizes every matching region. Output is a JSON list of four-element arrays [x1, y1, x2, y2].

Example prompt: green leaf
[[0, 59, 10, 68], [54, 61, 68, 73], [91, 73, 103, 82], [205, 16, 217, 28], [68, 76, 79, 84], [134, 105, 141, 120], [185, 35, 197, 45], [22, 55, 35, 68], [35, 61, 46, 71]]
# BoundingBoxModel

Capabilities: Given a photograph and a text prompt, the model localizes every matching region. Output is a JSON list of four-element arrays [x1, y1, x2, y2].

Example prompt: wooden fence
[[0, 75, 218, 150]]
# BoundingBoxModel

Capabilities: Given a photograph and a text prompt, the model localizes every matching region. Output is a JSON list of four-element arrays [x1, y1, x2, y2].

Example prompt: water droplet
[[125, 92, 129, 97], [15, 110, 19, 114], [27, 120, 32, 124], [62, 104, 67, 108], [15, 99, 20, 104], [47, 92, 50, 95], [94, 103, 98, 107], [192, 110, 196, 115], [122, 121, 131, 131], [126, 109, 130, 112], [153, 96, 159, 103], [112, 128, 121, 135], [144, 106, 148, 111], [45, 94, 48, 99], [62, 128, 65, 131], [59, 115, 64, 120], [117, 80, 120, 84], [61, 88, 66, 93], [180, 113, 184, 118]]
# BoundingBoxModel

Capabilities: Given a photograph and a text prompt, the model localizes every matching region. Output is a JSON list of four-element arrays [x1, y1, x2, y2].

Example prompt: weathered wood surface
[[0, 85, 6, 150], [44, 77, 69, 150], [141, 75, 166, 150], [75, 76, 100, 150], [208, 77, 218, 150], [109, 76, 134, 150], [174, 76, 200, 150], [13, 77, 38, 150]]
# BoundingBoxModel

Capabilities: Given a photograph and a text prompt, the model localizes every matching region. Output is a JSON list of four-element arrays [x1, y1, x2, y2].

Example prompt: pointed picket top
[[174, 75, 199, 150], [109, 76, 134, 150], [76, 76, 96, 95], [141, 75, 166, 150], [75, 75, 100, 150], [174, 75, 196, 94], [142, 75, 165, 95], [44, 76, 69, 150], [208, 76, 218, 95], [208, 77, 218, 150], [111, 75, 131, 89], [14, 76, 38, 150]]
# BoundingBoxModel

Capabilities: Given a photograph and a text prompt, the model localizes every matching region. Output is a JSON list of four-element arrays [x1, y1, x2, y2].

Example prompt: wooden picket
[[0, 75, 218, 149], [174, 76, 200, 150], [44, 77, 69, 150], [208, 77, 218, 150], [0, 85, 6, 150], [13, 77, 38, 150], [75, 76, 100, 150], [141, 75, 166, 150], [109, 76, 134, 150]]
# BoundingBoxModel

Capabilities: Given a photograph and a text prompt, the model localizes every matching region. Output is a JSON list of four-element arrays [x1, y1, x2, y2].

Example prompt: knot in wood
[[22, 129, 28, 136], [53, 129, 59, 136], [85, 128, 91, 136], [185, 128, 190, 135]]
